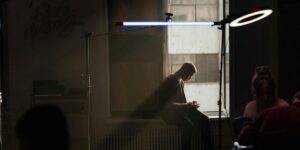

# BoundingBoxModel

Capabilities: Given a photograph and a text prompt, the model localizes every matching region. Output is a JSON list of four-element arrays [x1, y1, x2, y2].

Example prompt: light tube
[[122, 21, 214, 26], [121, 9, 272, 27]]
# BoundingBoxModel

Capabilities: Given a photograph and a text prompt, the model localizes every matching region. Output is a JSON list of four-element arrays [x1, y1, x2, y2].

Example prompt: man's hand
[[187, 101, 200, 109]]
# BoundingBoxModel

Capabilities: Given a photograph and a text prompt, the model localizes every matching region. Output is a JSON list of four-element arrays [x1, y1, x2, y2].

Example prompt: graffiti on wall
[[25, 1, 84, 37]]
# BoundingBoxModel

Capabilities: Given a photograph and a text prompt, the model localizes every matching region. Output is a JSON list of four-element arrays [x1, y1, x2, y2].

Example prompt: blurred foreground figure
[[15, 105, 70, 150]]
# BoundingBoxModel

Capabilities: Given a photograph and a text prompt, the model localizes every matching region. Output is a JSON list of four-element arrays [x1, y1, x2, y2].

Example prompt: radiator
[[92, 119, 228, 150], [94, 126, 205, 150]]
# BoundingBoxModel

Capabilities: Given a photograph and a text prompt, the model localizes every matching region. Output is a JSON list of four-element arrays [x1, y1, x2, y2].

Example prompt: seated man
[[159, 62, 212, 150], [238, 90, 300, 146]]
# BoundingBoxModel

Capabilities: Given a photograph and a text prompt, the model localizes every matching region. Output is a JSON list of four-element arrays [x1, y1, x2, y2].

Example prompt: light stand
[[213, 17, 229, 150], [85, 32, 93, 150], [214, 21, 226, 150]]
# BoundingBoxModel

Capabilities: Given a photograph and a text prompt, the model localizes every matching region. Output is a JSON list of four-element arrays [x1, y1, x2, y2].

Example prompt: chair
[[233, 116, 252, 138]]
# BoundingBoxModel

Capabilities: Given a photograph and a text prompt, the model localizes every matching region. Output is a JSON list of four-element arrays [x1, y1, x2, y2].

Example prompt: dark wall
[[229, 0, 300, 118], [278, 1, 300, 102], [230, 0, 278, 118]]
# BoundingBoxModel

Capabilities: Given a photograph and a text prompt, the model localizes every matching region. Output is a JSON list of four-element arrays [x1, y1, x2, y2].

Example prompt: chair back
[[233, 116, 252, 138]]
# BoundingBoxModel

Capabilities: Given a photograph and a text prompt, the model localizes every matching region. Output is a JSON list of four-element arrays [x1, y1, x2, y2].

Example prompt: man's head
[[176, 62, 197, 81]]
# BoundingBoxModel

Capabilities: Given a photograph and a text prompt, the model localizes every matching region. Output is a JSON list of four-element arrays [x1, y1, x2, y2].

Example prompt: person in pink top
[[243, 66, 288, 120], [237, 90, 300, 147]]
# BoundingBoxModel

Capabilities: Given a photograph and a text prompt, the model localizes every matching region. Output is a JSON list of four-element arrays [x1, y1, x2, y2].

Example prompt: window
[[166, 0, 230, 115]]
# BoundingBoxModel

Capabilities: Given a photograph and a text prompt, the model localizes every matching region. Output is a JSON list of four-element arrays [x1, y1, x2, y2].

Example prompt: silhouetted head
[[292, 90, 300, 103], [251, 66, 273, 95], [254, 65, 272, 76], [252, 75, 276, 112], [175, 62, 197, 81], [15, 105, 70, 150], [251, 65, 272, 83]]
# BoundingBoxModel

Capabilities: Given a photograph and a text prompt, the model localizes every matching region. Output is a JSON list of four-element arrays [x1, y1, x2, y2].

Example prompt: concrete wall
[[2, 0, 109, 149], [2, 0, 166, 149]]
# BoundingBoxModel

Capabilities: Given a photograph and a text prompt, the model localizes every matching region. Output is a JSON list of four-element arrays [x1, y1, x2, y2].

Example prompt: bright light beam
[[122, 21, 214, 26]]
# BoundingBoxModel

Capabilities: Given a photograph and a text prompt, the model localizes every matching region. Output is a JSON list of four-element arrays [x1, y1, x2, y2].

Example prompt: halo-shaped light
[[122, 21, 214, 26], [229, 9, 272, 27]]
